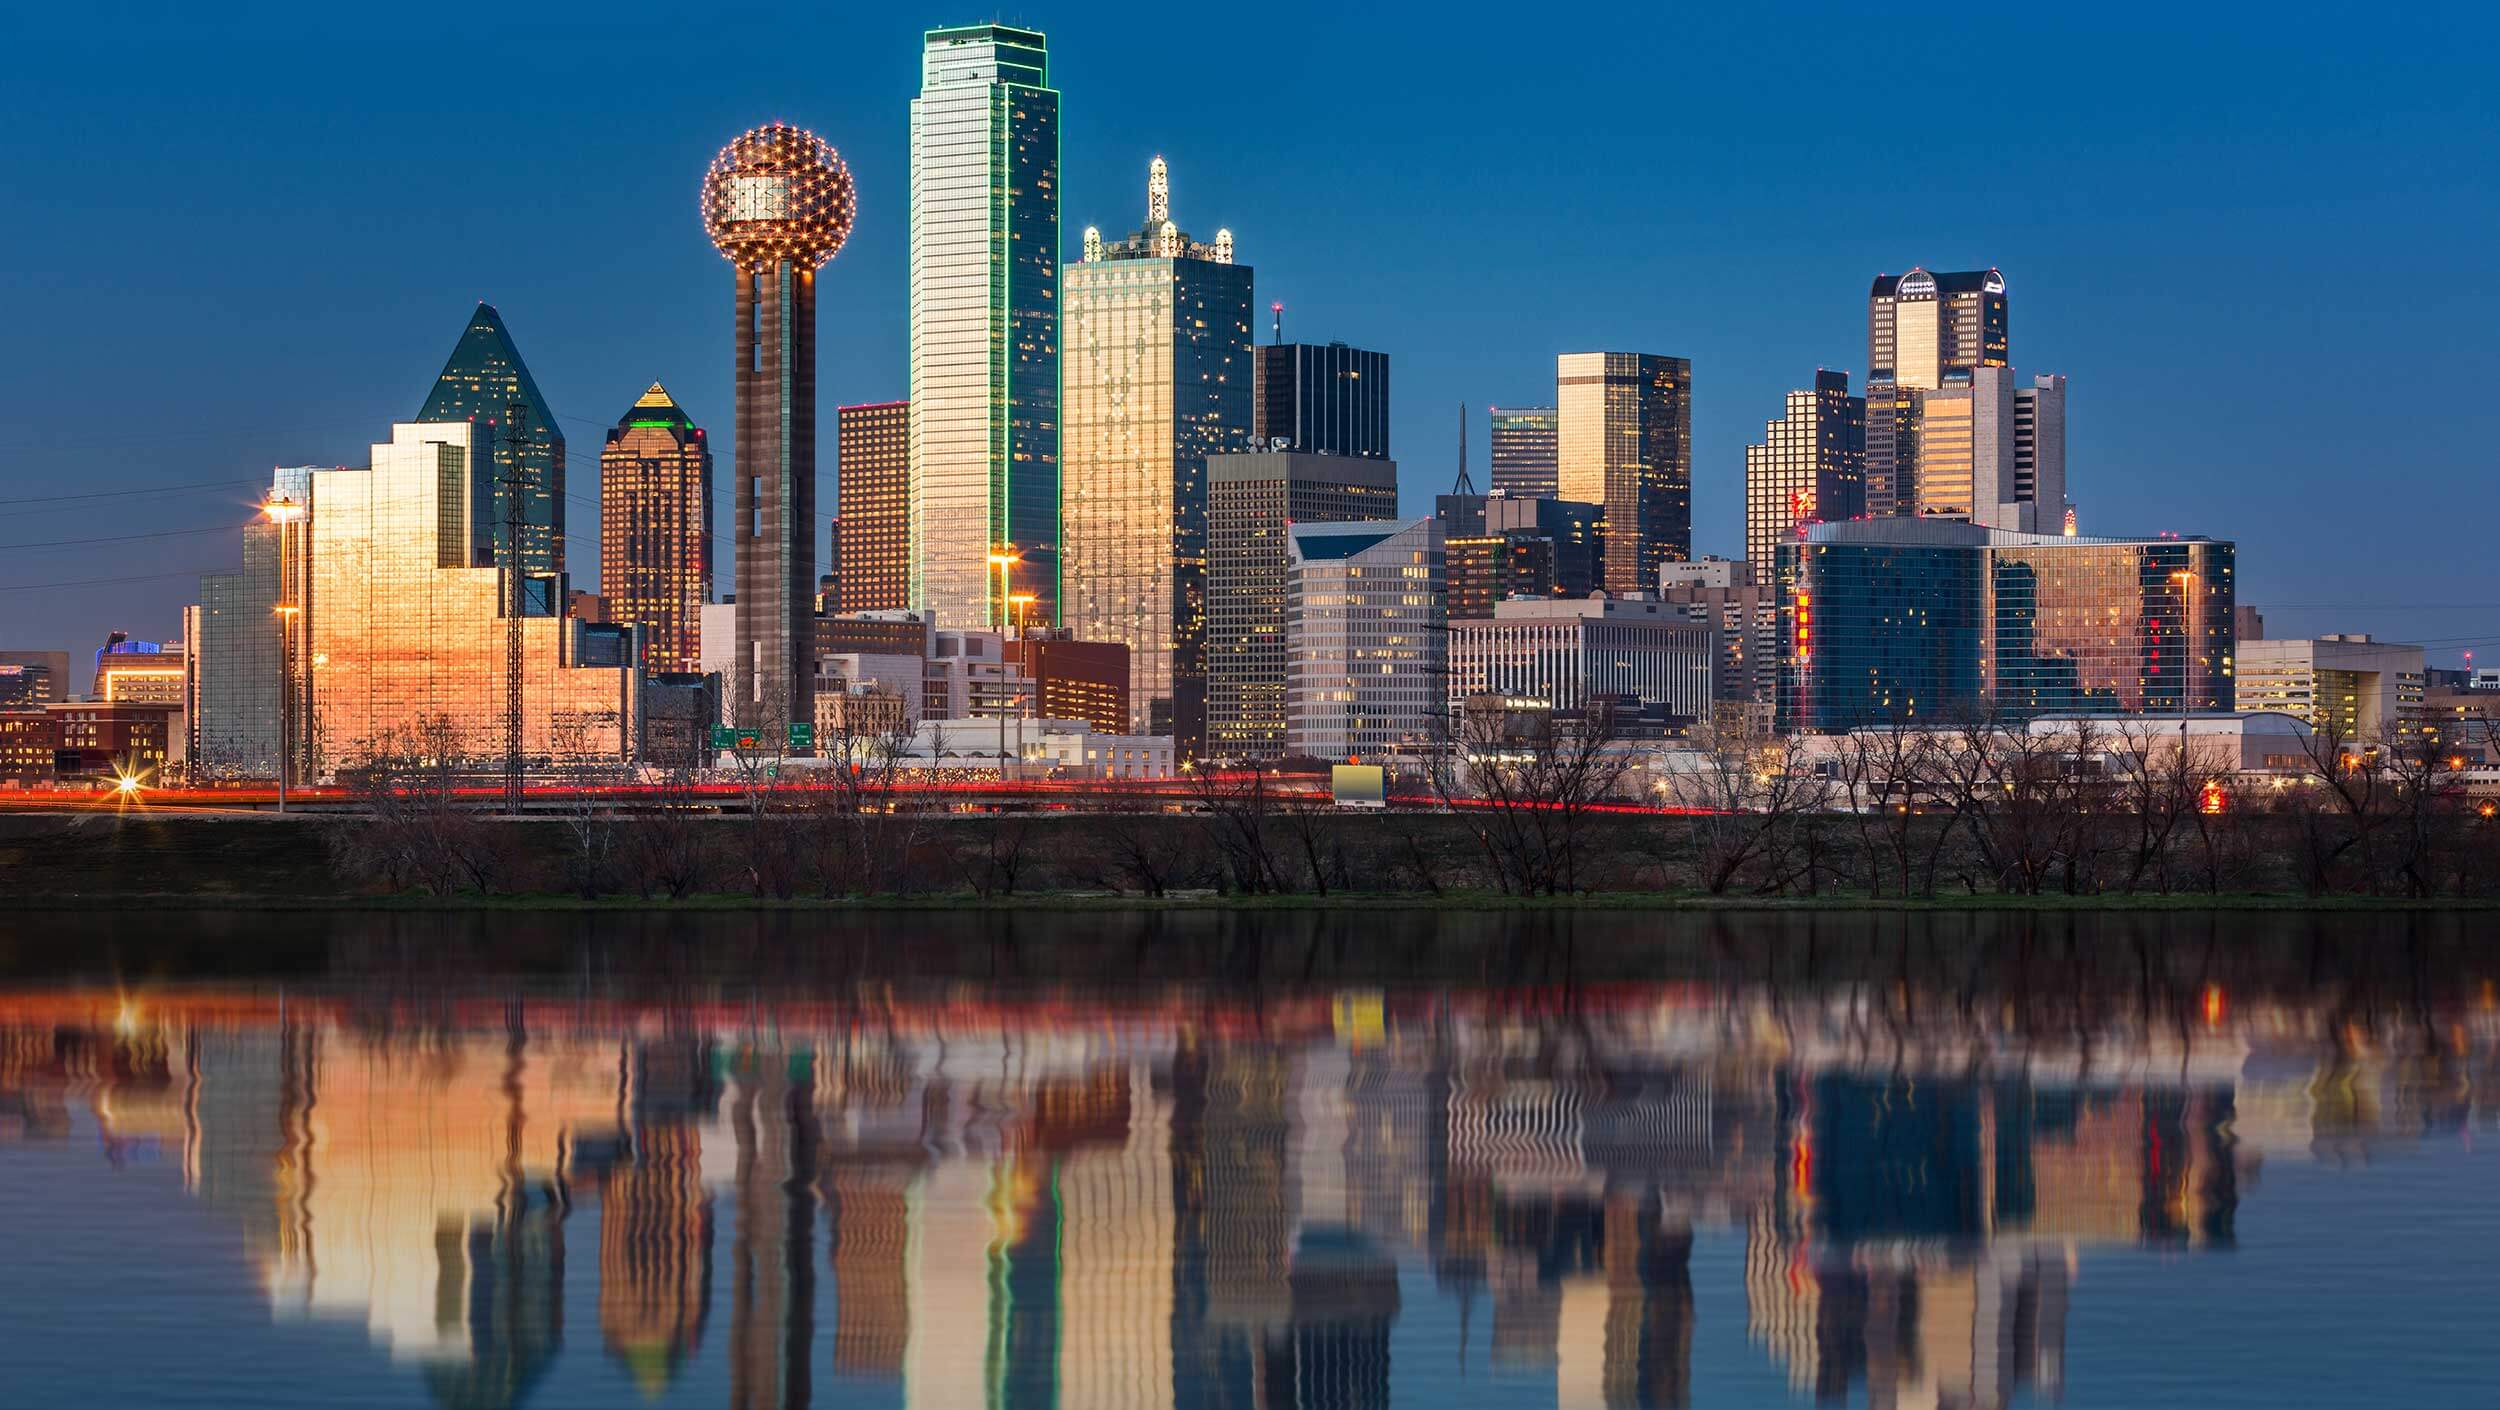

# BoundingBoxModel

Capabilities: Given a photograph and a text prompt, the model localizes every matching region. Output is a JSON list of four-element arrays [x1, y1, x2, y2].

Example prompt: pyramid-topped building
[[418, 302, 566, 614]]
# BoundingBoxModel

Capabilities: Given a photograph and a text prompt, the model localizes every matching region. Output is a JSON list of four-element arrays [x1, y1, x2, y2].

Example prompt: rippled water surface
[[3, 908, 2495, 1408]]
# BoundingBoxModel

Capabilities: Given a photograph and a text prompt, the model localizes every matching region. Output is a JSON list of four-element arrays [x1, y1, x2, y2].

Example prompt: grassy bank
[[6, 811, 2491, 911]]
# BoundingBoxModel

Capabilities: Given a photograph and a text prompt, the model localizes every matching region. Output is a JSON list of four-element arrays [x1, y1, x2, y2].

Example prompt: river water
[[1, 908, 2493, 1409]]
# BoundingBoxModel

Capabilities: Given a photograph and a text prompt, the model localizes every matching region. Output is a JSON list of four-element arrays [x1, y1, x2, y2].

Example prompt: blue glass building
[[1777, 519, 2235, 731]]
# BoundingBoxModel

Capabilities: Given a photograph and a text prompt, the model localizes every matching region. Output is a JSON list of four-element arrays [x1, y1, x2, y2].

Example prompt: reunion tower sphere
[[699, 122, 856, 271]]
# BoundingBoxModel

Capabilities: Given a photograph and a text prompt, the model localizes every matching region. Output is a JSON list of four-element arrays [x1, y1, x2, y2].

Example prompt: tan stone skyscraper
[[1744, 370, 1866, 567], [600, 384, 712, 674], [1557, 352, 1692, 593]]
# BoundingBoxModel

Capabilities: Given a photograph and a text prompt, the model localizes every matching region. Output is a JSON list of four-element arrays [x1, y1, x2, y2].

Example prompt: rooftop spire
[[1147, 155, 1169, 223]]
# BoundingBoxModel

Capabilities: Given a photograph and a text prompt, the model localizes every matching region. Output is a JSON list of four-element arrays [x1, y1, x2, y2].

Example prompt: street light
[[987, 546, 1021, 633]]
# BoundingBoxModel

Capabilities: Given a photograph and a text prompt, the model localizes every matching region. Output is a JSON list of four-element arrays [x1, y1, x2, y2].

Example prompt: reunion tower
[[700, 123, 855, 736]]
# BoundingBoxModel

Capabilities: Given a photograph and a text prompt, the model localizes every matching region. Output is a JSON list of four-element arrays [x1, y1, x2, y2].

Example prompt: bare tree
[[2110, 718, 2225, 895], [2291, 707, 2387, 894], [328, 717, 504, 895], [1837, 712, 1934, 898], [619, 762, 709, 899], [1190, 763, 1292, 893], [1439, 696, 1638, 896], [549, 710, 626, 899], [1668, 707, 1833, 895]]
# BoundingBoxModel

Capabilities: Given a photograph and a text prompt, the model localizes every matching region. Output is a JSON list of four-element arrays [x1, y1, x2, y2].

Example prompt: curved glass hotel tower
[[910, 24, 1061, 629]]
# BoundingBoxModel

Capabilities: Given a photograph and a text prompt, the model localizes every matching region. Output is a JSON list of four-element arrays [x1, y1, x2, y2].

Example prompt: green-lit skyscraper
[[417, 303, 565, 614], [910, 24, 1061, 630]]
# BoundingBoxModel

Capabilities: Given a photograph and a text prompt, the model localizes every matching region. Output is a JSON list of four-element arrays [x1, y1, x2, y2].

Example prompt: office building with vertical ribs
[[1252, 342, 1389, 458], [600, 384, 712, 675], [837, 401, 911, 612]]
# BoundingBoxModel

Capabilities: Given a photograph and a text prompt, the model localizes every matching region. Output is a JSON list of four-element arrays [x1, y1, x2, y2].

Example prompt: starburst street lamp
[[988, 547, 1023, 633]]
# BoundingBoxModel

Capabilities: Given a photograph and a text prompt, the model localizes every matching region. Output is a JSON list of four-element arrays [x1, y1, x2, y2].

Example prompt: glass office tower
[[417, 303, 565, 615], [1777, 519, 2235, 731], [1251, 342, 1390, 459], [910, 24, 1061, 629], [1744, 370, 1865, 568], [309, 423, 641, 767], [1488, 406, 1559, 497], [1062, 158, 1253, 744], [1557, 352, 1692, 593]]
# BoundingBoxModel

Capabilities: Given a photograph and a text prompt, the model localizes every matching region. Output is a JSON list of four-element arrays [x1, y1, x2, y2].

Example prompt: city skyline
[[3, 6, 2494, 668]]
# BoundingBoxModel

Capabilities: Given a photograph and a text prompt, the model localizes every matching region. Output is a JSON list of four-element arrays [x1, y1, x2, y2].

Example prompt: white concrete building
[[1285, 518, 1444, 762], [1448, 595, 1715, 724]]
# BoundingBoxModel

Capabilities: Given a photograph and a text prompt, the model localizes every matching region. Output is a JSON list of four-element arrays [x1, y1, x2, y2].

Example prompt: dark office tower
[[1206, 450, 1400, 759], [1063, 157, 1254, 744], [600, 384, 713, 675], [1745, 370, 1866, 566], [1867, 268, 2008, 389], [418, 302, 565, 614], [1489, 406, 1559, 497], [836, 401, 910, 612], [701, 123, 857, 735], [1485, 496, 1604, 597], [1557, 352, 1692, 592], [1252, 342, 1390, 458]]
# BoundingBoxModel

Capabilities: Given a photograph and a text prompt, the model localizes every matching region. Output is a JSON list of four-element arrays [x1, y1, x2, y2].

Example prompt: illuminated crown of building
[[699, 122, 857, 271], [1078, 157, 1233, 264]]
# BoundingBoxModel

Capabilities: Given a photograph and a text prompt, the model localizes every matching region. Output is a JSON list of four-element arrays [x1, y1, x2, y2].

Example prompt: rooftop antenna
[[1270, 301, 1283, 345], [1450, 402, 1476, 495]]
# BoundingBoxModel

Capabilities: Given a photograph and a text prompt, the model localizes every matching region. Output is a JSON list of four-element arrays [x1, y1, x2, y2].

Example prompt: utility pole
[[498, 400, 535, 814]]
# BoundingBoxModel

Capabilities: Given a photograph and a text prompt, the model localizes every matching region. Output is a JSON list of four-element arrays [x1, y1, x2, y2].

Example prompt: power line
[[0, 568, 223, 593], [0, 523, 242, 552], [0, 476, 262, 507]]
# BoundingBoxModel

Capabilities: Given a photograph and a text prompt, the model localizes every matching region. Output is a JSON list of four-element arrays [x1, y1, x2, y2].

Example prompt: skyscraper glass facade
[[836, 402, 911, 612], [910, 25, 1060, 630], [1250, 343, 1389, 458], [417, 304, 564, 615], [194, 517, 283, 778], [1061, 161, 1252, 743], [599, 384, 712, 676], [310, 423, 640, 767], [1557, 352, 1692, 593], [1488, 406, 1559, 497], [1777, 519, 2235, 731], [1744, 370, 1865, 568]]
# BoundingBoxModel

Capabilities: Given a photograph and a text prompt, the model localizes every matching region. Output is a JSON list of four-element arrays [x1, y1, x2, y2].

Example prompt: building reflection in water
[[0, 958, 2493, 1410]]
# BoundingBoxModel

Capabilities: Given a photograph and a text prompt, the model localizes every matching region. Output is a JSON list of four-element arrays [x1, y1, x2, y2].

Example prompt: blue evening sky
[[3, 3, 2494, 663]]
